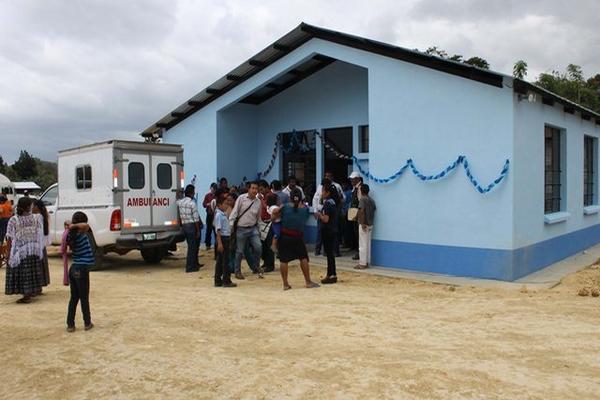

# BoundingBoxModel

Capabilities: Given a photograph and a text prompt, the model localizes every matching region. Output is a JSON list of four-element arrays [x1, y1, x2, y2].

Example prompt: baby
[[266, 195, 281, 253]]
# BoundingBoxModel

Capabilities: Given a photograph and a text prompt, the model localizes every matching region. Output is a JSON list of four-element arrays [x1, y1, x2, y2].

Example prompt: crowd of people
[[178, 171, 376, 290], [0, 170, 376, 332]]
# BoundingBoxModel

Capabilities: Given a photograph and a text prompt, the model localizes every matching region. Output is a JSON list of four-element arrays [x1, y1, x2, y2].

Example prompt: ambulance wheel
[[141, 247, 164, 264]]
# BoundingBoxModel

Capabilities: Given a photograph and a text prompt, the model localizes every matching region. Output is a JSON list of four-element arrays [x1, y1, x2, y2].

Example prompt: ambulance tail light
[[110, 209, 121, 231], [180, 170, 185, 188], [113, 168, 119, 188]]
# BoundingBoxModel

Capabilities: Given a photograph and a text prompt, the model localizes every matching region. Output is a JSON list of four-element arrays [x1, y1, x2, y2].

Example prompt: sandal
[[283, 284, 292, 291], [305, 282, 320, 289]]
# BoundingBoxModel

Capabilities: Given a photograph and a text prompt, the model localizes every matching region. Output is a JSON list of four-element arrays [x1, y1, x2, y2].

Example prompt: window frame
[[584, 135, 598, 207], [544, 126, 564, 214], [75, 164, 92, 191], [156, 163, 173, 190], [358, 125, 369, 154], [128, 162, 146, 190]]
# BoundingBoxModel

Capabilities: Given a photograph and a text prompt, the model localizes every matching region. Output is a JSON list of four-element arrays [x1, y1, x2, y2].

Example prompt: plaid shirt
[[177, 196, 200, 225]]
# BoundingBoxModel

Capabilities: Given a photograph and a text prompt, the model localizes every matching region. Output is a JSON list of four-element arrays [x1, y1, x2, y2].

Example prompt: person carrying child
[[65, 212, 95, 332], [266, 195, 281, 254], [213, 194, 237, 288]]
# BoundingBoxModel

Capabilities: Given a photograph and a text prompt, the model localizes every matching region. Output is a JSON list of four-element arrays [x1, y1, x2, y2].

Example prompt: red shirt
[[0, 202, 12, 219], [202, 192, 215, 210]]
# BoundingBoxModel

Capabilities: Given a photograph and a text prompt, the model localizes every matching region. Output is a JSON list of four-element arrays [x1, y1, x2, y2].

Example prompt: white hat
[[349, 171, 361, 179]]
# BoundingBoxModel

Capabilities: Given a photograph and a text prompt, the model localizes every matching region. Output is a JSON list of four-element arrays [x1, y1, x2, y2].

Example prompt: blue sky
[[0, 0, 598, 163]]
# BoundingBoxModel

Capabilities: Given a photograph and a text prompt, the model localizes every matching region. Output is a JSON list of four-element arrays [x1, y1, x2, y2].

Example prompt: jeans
[[66, 265, 91, 327], [204, 211, 214, 247], [0, 218, 8, 243], [261, 225, 275, 270], [215, 236, 232, 285], [322, 229, 337, 277], [234, 226, 262, 274], [182, 223, 199, 272]]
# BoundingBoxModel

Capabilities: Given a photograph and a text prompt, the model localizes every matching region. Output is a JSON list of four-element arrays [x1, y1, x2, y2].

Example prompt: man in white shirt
[[312, 171, 345, 256], [348, 171, 364, 260], [282, 176, 305, 202], [229, 181, 263, 279]]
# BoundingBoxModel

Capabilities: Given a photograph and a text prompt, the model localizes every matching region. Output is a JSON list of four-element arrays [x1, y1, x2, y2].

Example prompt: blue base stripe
[[372, 223, 600, 281]]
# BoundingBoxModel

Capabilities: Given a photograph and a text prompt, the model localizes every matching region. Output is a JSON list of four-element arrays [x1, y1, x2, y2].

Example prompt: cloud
[[0, 0, 598, 163]]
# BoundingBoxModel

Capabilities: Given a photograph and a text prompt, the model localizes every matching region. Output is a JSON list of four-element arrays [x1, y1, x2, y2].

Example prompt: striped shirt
[[70, 232, 95, 266]]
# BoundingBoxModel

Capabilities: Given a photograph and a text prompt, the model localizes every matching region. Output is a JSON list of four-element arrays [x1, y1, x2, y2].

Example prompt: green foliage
[[12, 150, 37, 179], [513, 60, 528, 79], [0, 151, 57, 191], [464, 56, 490, 70], [422, 46, 490, 70], [535, 65, 600, 113]]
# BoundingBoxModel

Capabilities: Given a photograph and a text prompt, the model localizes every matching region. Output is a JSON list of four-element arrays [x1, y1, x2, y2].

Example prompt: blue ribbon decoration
[[257, 129, 510, 194]]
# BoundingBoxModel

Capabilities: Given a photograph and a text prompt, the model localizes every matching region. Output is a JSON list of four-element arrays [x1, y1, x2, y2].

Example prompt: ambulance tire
[[141, 247, 165, 264]]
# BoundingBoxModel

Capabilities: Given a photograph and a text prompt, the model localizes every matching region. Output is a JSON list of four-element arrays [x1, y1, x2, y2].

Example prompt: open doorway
[[281, 130, 317, 200], [323, 127, 353, 184]]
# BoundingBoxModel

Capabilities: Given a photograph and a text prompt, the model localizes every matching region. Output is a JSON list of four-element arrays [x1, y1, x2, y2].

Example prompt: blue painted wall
[[162, 36, 600, 280]]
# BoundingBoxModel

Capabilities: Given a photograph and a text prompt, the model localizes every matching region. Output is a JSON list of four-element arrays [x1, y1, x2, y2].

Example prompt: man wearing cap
[[348, 171, 363, 260]]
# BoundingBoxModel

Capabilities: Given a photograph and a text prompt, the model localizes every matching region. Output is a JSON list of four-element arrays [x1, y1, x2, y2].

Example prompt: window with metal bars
[[544, 126, 562, 214], [584, 136, 596, 206]]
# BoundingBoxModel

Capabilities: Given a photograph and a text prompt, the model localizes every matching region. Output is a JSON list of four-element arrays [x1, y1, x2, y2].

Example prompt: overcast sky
[[1, 0, 598, 163]]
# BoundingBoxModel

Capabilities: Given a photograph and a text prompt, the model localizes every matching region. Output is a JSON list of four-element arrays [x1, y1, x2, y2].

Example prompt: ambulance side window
[[128, 162, 145, 189], [76, 165, 92, 190], [157, 164, 172, 190]]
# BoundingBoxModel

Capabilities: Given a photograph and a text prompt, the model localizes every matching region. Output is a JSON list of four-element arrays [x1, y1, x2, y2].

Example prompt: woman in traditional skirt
[[4, 197, 45, 303], [275, 188, 320, 291], [32, 200, 51, 290]]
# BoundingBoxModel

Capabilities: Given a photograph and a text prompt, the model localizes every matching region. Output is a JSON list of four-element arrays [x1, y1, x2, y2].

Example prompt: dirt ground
[[1, 248, 600, 400]]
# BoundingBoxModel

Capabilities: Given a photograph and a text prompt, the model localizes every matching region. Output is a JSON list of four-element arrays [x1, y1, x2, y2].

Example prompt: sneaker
[[66, 326, 76, 333], [222, 282, 237, 288], [214, 282, 223, 287], [84, 323, 94, 331]]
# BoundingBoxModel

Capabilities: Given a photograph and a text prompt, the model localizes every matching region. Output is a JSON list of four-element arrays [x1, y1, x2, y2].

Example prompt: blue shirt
[[70, 232, 95, 266], [213, 208, 231, 236], [281, 205, 309, 233]]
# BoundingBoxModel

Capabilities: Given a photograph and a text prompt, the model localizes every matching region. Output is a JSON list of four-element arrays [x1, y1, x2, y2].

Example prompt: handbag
[[347, 207, 359, 221], [258, 220, 272, 241]]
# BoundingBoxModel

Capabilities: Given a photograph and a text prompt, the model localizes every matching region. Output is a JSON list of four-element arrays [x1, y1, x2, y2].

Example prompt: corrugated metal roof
[[141, 22, 600, 139]]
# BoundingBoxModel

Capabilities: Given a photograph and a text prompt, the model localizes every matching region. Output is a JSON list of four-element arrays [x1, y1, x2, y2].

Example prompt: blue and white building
[[141, 23, 600, 281]]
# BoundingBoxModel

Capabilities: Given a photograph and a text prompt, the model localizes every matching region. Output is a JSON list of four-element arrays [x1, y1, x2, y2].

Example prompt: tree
[[425, 46, 448, 58], [464, 56, 490, 70], [535, 65, 600, 114], [513, 60, 528, 79], [12, 150, 37, 180], [0, 155, 6, 175]]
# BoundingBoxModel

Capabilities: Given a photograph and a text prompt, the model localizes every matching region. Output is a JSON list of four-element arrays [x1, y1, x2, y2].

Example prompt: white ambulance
[[39, 140, 185, 264]]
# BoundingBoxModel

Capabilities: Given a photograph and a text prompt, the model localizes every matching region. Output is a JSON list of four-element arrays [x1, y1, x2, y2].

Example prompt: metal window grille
[[544, 126, 561, 214], [359, 125, 369, 153], [584, 136, 595, 206]]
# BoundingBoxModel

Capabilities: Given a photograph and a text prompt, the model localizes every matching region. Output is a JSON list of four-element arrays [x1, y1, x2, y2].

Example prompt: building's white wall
[[216, 104, 257, 185], [163, 108, 217, 196], [366, 60, 514, 250], [254, 60, 368, 182], [513, 97, 600, 248], [163, 38, 515, 251]]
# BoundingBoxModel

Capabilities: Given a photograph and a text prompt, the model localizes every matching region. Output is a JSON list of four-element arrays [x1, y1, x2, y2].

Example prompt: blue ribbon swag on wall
[[256, 129, 510, 194]]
